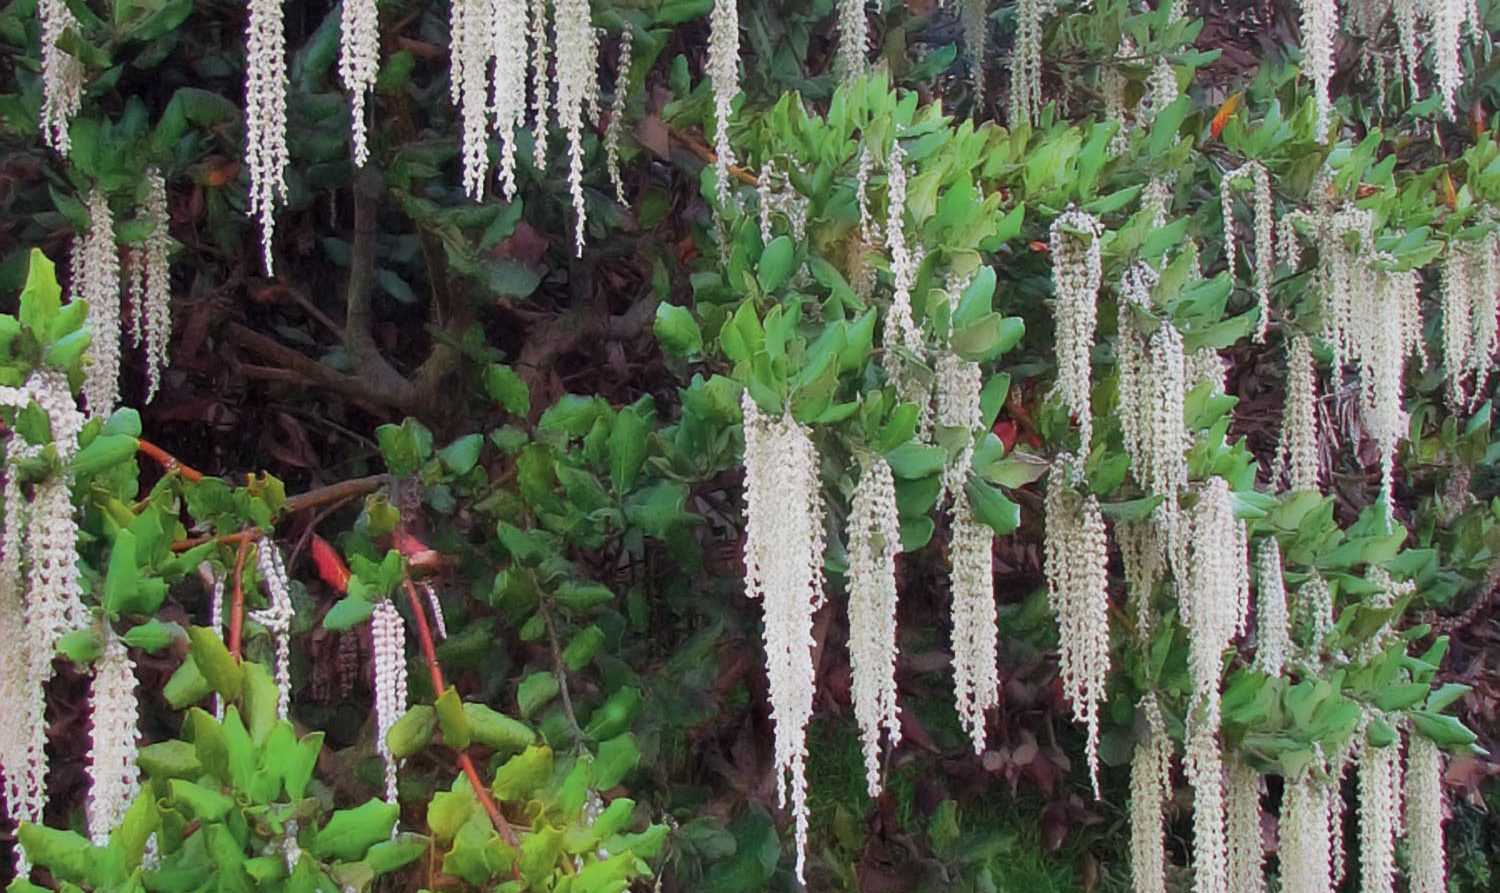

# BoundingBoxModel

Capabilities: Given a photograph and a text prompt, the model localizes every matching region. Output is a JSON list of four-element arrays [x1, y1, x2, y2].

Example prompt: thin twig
[[402, 576, 521, 854], [227, 533, 255, 658], [138, 439, 205, 482], [540, 602, 586, 748], [667, 126, 759, 186]]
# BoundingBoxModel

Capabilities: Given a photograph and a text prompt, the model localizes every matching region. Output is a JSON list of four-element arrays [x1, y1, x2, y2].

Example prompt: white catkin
[[855, 146, 880, 245], [708, 0, 740, 205], [883, 143, 931, 434], [251, 542, 295, 720], [1291, 574, 1335, 667], [604, 30, 632, 205], [1181, 480, 1249, 717], [1404, 733, 1447, 893], [1049, 209, 1103, 450], [79, 189, 122, 417], [38, 0, 84, 154], [1357, 731, 1404, 893], [959, 0, 987, 100], [1252, 538, 1289, 676], [1277, 334, 1320, 492], [1129, 693, 1172, 893], [133, 170, 173, 403], [845, 455, 902, 796], [1468, 234, 1500, 404], [1184, 719, 1227, 893], [0, 437, 41, 852], [935, 347, 983, 502], [740, 392, 825, 884], [1118, 262, 1188, 513], [1429, 0, 1467, 119], [1441, 244, 1474, 409], [1008, 0, 1052, 127], [371, 600, 407, 805], [1393, 0, 1423, 99], [949, 493, 998, 756], [1280, 769, 1334, 893], [553, 0, 598, 256], [527, 0, 551, 171], [1298, 0, 1339, 136], [836, 0, 870, 82], [1226, 759, 1266, 893], [452, 0, 491, 200], [1221, 162, 1275, 342], [1117, 517, 1165, 646], [86, 633, 141, 845], [339, 0, 380, 166], [491, 0, 530, 201], [1043, 456, 1109, 797], [245, 0, 289, 274], [422, 582, 447, 640], [1139, 59, 1179, 125]]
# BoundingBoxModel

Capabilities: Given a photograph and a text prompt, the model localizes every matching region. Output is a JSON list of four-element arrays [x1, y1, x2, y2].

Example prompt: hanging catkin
[[339, 0, 380, 166], [740, 392, 825, 884], [1043, 455, 1110, 797], [1049, 209, 1103, 450], [244, 0, 289, 274], [845, 455, 902, 796]]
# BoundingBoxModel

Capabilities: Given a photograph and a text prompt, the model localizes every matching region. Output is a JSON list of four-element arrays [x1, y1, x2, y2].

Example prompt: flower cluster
[[757, 160, 809, 244], [959, 0, 987, 98], [740, 392, 825, 883], [1116, 264, 1188, 525], [605, 30, 633, 205], [1252, 538, 1289, 676], [708, 0, 740, 203], [1357, 723, 1404, 893], [1225, 759, 1265, 893], [1183, 719, 1227, 893], [882, 143, 931, 433], [1439, 236, 1500, 410], [245, 0, 289, 274], [1008, 0, 1053, 126], [554, 0, 601, 256], [371, 599, 408, 805], [1048, 209, 1103, 449], [1043, 455, 1109, 796], [38, 0, 84, 154], [1220, 162, 1275, 342], [339, 0, 380, 166], [836, 0, 870, 82], [949, 497, 998, 755], [1128, 693, 1172, 893], [1298, 0, 1339, 135], [129, 170, 174, 403], [87, 633, 141, 845], [252, 542, 296, 720], [844, 455, 901, 795], [79, 189, 122, 417], [1280, 766, 1335, 893], [1404, 733, 1448, 893], [1276, 333, 1321, 492]]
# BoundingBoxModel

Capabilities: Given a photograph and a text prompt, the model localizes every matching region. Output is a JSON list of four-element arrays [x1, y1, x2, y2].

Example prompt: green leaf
[[439, 434, 484, 475], [435, 687, 472, 750], [387, 705, 437, 758], [757, 236, 796, 293], [168, 779, 234, 822], [186, 626, 243, 702], [462, 703, 536, 752], [1409, 711, 1478, 748], [654, 303, 703, 357], [137, 740, 202, 779], [965, 479, 1021, 536], [608, 407, 649, 492], [242, 661, 280, 745], [69, 433, 138, 479], [952, 266, 996, 328], [951, 313, 1024, 362], [492, 745, 554, 800], [16, 824, 96, 885], [56, 628, 103, 665], [518, 672, 561, 719], [19, 249, 62, 336], [562, 625, 605, 671], [163, 654, 212, 709], [1372, 683, 1430, 712], [122, 620, 183, 653], [583, 686, 641, 740], [311, 800, 400, 861], [323, 595, 375, 630], [553, 581, 614, 611], [520, 825, 564, 886], [591, 733, 640, 789], [364, 834, 428, 875], [885, 443, 946, 479], [484, 364, 532, 415]]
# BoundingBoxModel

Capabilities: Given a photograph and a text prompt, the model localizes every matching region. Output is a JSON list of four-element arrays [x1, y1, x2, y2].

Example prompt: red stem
[[137, 439, 205, 482], [402, 577, 520, 853], [227, 534, 253, 659]]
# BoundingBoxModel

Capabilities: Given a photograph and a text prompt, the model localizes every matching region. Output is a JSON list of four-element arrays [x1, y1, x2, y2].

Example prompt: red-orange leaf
[[1211, 92, 1243, 140], [311, 535, 351, 594]]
